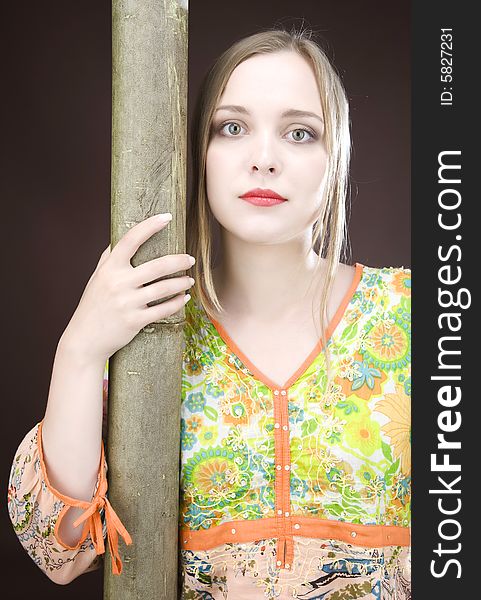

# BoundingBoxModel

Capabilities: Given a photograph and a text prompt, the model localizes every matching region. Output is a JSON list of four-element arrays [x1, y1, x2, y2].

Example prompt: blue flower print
[[185, 392, 206, 413], [181, 430, 197, 451], [351, 360, 381, 391]]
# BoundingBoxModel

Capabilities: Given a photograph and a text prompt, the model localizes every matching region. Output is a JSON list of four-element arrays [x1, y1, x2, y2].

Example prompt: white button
[[294, 523, 300, 529], [285, 511, 290, 517], [274, 390, 280, 395], [183, 540, 187, 543], [281, 390, 287, 395], [231, 528, 236, 534], [351, 531, 357, 538], [276, 465, 282, 470], [276, 560, 282, 566], [284, 465, 291, 471], [285, 563, 291, 569], [282, 425, 288, 431], [274, 422, 280, 429], [277, 509, 283, 515]]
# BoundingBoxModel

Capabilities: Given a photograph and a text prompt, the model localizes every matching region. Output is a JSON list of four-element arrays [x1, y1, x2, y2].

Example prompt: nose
[[252, 164, 275, 174], [249, 134, 280, 175]]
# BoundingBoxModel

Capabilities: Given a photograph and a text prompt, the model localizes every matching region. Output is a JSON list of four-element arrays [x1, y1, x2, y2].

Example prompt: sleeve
[[6, 359, 132, 584]]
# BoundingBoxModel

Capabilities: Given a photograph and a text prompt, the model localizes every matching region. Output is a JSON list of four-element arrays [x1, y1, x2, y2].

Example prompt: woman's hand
[[61, 213, 195, 363]]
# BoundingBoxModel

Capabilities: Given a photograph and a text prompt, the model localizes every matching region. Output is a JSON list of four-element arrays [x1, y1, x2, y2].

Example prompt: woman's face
[[206, 50, 328, 246]]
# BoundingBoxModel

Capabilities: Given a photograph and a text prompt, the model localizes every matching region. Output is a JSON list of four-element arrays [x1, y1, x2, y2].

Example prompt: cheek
[[311, 152, 329, 191], [205, 147, 231, 213], [292, 151, 328, 194], [206, 145, 228, 190]]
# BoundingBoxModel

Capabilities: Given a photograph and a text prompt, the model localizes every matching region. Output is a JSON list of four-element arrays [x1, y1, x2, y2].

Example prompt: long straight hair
[[186, 27, 351, 384]]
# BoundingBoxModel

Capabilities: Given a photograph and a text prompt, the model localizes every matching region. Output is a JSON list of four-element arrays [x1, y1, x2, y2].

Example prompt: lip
[[239, 187, 287, 207]]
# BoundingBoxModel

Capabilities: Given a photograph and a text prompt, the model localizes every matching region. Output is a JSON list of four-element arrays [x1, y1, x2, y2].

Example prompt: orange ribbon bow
[[72, 475, 133, 575]]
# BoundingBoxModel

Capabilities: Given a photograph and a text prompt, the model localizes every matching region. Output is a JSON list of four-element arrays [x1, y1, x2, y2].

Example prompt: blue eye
[[219, 122, 244, 136], [288, 128, 316, 142]]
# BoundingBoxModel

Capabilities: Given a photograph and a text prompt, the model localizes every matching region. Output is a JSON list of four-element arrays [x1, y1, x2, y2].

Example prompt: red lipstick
[[239, 188, 287, 207]]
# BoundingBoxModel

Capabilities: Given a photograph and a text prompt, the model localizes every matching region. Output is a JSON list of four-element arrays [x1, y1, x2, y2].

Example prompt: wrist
[[58, 329, 107, 369]]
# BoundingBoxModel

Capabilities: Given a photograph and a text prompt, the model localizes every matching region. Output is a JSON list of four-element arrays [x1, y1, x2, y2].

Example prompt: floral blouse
[[8, 262, 411, 598]]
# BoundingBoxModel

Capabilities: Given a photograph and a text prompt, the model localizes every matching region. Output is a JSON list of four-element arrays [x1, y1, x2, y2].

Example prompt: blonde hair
[[186, 26, 351, 383]]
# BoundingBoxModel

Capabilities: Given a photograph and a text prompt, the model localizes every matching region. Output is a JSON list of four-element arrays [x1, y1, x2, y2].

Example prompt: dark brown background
[[1, 1, 409, 596]]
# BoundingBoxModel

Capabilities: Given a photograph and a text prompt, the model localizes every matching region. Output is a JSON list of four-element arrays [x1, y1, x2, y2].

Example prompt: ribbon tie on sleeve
[[71, 442, 133, 575]]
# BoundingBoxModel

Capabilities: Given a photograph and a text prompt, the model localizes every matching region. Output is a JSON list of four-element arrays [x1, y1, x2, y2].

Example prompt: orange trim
[[180, 516, 410, 550], [37, 420, 132, 575], [209, 263, 364, 390]]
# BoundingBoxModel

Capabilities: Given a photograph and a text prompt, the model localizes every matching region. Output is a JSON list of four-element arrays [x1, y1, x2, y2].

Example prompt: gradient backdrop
[[1, 1, 409, 597]]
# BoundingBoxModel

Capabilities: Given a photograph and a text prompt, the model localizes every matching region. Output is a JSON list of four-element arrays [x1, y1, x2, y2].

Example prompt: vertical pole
[[104, 1, 188, 598]]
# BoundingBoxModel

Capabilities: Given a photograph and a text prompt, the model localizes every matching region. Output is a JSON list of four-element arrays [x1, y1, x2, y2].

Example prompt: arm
[[7, 339, 131, 584], [8, 216, 193, 584]]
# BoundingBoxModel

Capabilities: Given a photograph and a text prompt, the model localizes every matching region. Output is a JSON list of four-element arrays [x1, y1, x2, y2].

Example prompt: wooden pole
[[104, 1, 188, 598]]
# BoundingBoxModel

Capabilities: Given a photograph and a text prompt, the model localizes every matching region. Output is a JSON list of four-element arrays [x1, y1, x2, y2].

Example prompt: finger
[[96, 244, 111, 269], [133, 253, 194, 287], [112, 214, 173, 266], [142, 291, 191, 323], [139, 275, 194, 306]]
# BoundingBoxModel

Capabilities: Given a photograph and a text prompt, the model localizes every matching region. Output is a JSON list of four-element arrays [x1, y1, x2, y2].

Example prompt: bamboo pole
[[103, 1, 188, 598]]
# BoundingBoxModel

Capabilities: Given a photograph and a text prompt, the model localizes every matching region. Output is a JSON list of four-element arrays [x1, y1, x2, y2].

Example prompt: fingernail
[[157, 212, 172, 221], [184, 294, 191, 303]]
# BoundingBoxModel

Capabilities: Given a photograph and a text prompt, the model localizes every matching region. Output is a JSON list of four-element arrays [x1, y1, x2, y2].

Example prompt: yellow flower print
[[344, 415, 381, 456], [376, 385, 411, 474], [199, 426, 218, 445], [392, 271, 411, 297]]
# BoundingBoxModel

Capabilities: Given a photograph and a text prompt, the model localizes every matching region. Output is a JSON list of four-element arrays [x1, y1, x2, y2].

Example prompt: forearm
[[41, 332, 106, 546]]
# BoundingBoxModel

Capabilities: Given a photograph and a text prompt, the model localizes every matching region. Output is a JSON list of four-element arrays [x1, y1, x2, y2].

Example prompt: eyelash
[[215, 121, 318, 143]]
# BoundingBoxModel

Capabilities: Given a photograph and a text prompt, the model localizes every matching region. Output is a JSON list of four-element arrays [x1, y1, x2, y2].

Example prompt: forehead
[[218, 51, 322, 113]]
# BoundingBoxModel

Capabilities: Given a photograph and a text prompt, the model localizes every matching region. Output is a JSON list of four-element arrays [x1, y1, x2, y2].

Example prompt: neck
[[211, 228, 327, 323]]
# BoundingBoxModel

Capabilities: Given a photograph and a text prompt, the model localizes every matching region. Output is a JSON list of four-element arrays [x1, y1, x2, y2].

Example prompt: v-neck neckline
[[196, 262, 364, 391]]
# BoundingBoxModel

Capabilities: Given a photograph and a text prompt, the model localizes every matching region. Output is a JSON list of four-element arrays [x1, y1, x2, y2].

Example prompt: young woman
[[8, 28, 411, 598]]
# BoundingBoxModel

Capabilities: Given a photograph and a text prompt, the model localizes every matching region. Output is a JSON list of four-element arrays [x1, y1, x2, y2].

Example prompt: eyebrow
[[214, 104, 324, 123]]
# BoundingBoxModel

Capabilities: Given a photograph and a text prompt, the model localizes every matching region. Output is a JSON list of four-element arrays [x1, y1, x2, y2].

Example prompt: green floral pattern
[[181, 266, 411, 531]]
